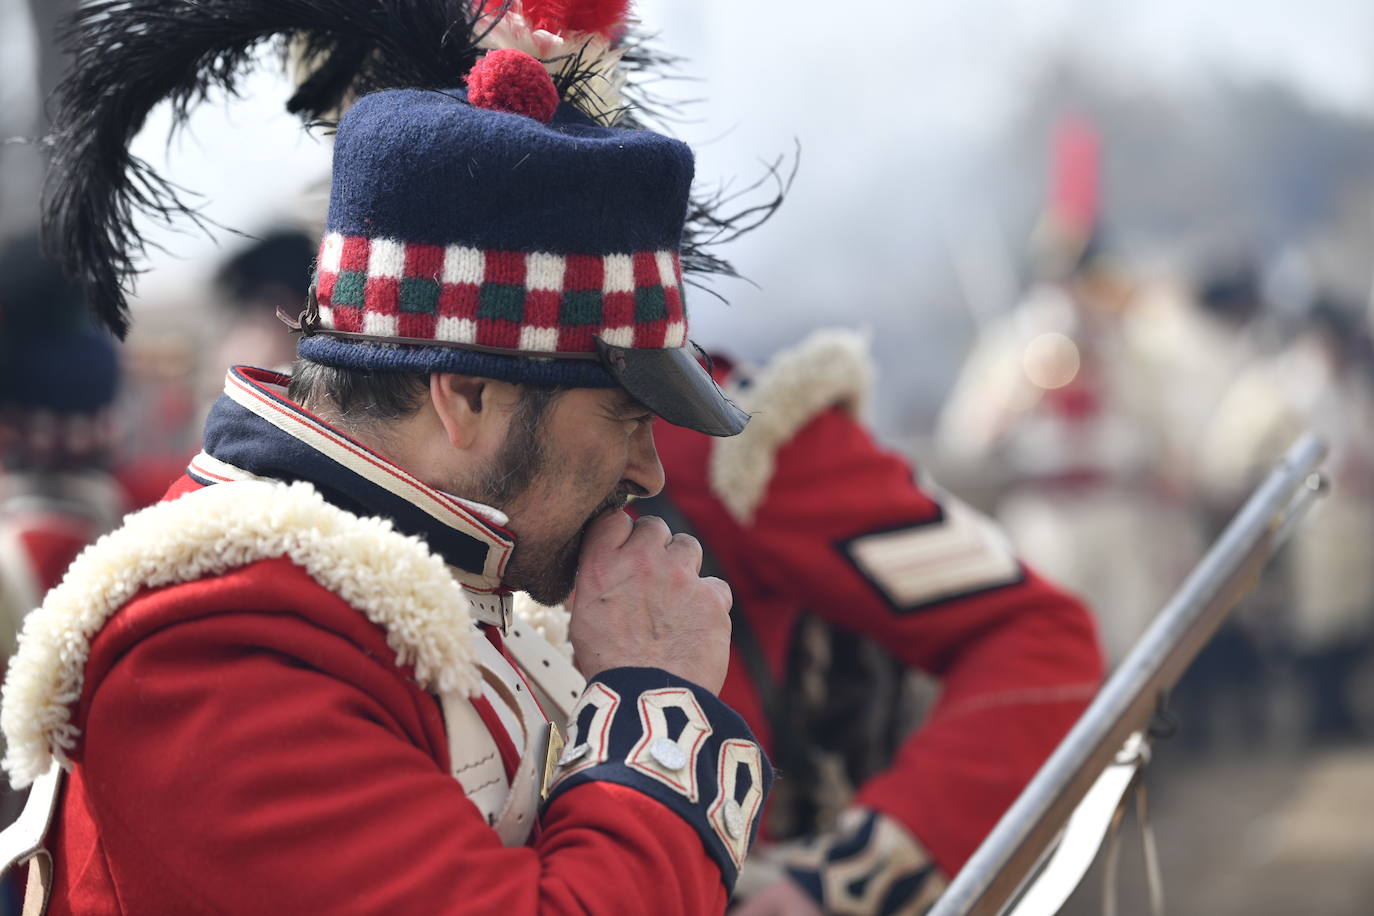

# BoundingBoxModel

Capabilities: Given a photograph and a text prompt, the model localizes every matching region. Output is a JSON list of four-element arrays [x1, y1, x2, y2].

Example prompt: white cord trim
[[709, 329, 876, 524], [0, 480, 482, 788]]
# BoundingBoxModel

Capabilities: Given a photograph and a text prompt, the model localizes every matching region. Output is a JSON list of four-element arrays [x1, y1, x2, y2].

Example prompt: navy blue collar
[[190, 366, 515, 593]]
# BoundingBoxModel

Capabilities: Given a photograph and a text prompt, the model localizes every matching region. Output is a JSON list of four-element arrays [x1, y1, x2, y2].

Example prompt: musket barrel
[[929, 432, 1327, 916]]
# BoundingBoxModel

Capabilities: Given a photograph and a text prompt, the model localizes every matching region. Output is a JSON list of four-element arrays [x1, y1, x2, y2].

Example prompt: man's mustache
[[588, 485, 633, 523]]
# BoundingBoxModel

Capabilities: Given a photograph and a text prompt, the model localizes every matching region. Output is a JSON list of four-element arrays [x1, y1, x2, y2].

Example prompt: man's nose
[[624, 423, 666, 499]]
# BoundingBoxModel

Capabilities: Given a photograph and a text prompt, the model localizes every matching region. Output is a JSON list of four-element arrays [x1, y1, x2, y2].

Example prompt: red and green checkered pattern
[[314, 234, 688, 352]]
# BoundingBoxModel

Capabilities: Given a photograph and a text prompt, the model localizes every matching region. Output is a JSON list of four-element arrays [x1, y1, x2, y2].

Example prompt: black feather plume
[[43, 0, 790, 338], [615, 28, 795, 296], [43, 0, 485, 338]]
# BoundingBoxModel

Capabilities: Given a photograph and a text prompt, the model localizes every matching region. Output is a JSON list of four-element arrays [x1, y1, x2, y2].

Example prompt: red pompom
[[466, 49, 560, 124]]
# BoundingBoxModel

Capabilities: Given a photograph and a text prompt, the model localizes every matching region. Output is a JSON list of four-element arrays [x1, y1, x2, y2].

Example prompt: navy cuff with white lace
[[543, 667, 771, 891]]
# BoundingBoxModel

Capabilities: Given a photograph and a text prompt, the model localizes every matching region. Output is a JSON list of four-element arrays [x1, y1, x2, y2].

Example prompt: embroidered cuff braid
[[782, 808, 947, 915], [545, 667, 772, 891]]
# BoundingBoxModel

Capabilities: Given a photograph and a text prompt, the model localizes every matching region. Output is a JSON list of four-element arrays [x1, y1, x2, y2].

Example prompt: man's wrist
[[544, 667, 772, 891]]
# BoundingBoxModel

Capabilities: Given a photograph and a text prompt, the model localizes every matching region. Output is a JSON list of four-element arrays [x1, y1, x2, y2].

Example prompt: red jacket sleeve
[[63, 604, 732, 914], [658, 408, 1104, 875]]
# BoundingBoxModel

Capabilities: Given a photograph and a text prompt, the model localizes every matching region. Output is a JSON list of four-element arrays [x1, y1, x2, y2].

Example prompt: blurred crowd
[[931, 126, 1374, 751]]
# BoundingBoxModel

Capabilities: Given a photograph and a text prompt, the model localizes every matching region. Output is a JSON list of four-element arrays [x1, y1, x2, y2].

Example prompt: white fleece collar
[[0, 479, 486, 789]]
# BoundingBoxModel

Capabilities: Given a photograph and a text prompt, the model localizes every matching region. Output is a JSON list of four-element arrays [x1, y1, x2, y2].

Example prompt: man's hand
[[568, 510, 733, 694], [729, 878, 825, 916]]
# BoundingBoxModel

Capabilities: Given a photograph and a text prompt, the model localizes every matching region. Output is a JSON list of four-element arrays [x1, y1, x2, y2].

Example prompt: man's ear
[[429, 373, 516, 450]]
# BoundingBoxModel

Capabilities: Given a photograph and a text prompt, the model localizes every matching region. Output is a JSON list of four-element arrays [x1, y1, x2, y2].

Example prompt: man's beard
[[463, 395, 629, 605], [510, 483, 632, 605]]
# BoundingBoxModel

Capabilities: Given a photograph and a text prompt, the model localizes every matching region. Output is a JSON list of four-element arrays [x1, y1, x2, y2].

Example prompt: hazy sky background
[[633, 0, 1374, 333], [10, 0, 1371, 433]]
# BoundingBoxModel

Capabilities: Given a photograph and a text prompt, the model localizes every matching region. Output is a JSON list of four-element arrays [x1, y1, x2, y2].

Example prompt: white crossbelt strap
[[502, 621, 585, 726], [441, 634, 560, 846], [459, 592, 585, 727]]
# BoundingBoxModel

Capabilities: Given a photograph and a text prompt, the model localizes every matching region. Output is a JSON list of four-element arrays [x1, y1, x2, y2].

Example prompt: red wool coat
[[652, 333, 1105, 876], [43, 555, 728, 915], [2, 370, 769, 916]]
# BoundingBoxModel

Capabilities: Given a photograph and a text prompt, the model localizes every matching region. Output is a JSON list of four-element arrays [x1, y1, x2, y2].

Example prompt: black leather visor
[[595, 338, 749, 437]]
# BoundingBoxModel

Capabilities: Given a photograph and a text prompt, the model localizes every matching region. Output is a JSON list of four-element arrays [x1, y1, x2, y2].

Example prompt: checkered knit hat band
[[312, 234, 688, 355], [303, 87, 698, 374], [0, 408, 115, 470]]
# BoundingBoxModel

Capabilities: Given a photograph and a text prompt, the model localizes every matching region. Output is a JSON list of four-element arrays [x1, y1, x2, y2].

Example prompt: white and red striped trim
[[218, 368, 514, 589]]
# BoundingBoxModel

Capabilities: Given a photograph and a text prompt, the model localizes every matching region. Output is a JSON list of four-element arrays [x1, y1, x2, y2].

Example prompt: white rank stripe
[[846, 499, 1021, 608], [439, 689, 509, 828]]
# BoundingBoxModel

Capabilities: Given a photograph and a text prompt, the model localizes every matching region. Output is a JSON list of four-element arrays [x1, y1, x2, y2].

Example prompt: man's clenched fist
[[568, 510, 733, 694]]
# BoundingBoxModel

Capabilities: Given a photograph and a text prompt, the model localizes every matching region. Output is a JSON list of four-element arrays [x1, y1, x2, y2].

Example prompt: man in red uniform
[[0, 2, 774, 912], [643, 330, 1105, 915], [0, 233, 125, 662], [0, 233, 126, 915]]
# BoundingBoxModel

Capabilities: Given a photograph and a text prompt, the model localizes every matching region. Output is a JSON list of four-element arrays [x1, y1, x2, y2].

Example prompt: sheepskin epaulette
[[709, 329, 875, 524]]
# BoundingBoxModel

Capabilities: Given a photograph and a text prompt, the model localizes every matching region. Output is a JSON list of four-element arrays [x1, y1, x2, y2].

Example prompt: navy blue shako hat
[[42, 0, 782, 436], [0, 233, 119, 468], [298, 49, 745, 436]]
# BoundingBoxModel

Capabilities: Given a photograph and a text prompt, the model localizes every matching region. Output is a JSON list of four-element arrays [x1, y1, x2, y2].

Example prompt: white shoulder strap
[[502, 623, 585, 725], [439, 692, 511, 830], [440, 634, 564, 847]]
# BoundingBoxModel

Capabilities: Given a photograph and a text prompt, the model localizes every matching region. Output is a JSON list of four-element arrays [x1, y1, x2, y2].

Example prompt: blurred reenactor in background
[[937, 118, 1196, 666], [89, 230, 325, 514], [0, 233, 124, 915], [209, 228, 317, 380], [1200, 295, 1374, 742], [633, 329, 1104, 915], [1131, 261, 1277, 752], [1127, 259, 1271, 477], [0, 234, 124, 661]]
